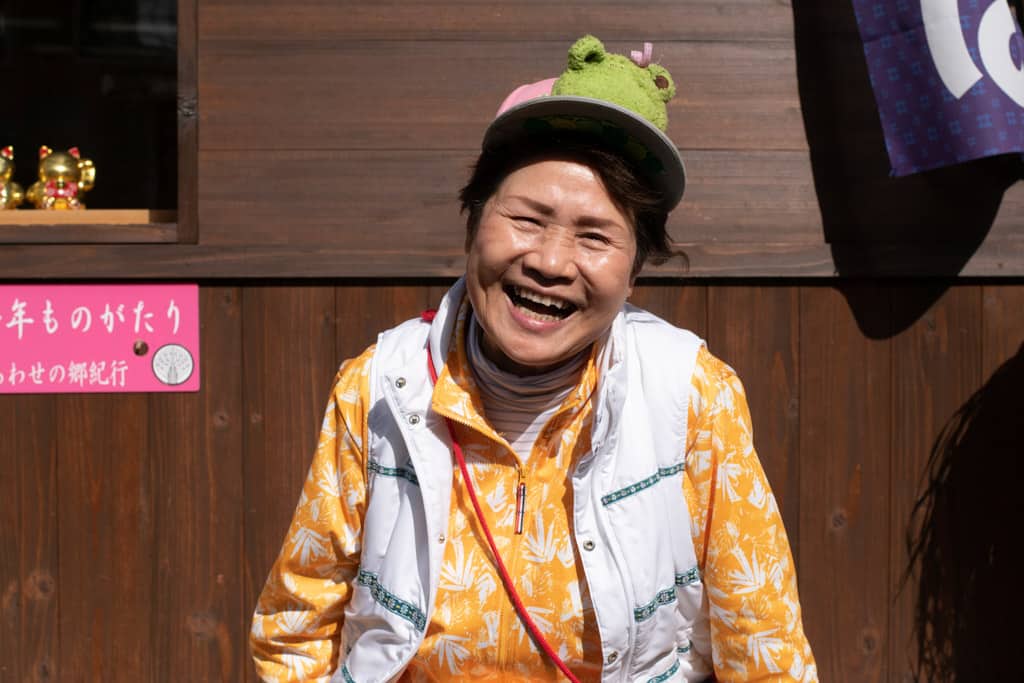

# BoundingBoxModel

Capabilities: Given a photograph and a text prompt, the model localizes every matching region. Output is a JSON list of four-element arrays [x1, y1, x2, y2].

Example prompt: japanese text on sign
[[0, 285, 200, 394]]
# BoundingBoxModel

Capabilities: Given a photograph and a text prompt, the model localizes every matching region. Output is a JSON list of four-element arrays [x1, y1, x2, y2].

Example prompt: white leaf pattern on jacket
[[251, 312, 818, 682]]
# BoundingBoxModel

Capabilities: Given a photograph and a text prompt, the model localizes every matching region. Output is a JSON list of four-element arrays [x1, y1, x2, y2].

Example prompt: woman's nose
[[523, 229, 578, 282]]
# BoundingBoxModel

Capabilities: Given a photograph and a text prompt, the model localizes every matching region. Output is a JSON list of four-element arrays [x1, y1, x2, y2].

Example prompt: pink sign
[[0, 284, 199, 394]]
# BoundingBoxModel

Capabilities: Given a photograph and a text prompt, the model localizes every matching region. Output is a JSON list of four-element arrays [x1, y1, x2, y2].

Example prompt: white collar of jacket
[[335, 278, 712, 683]]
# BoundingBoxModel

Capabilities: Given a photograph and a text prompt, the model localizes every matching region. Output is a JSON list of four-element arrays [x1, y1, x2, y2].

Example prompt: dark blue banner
[[853, 0, 1024, 175]]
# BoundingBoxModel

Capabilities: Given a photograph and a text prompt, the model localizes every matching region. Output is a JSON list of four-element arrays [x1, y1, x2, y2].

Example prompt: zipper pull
[[514, 482, 526, 535]]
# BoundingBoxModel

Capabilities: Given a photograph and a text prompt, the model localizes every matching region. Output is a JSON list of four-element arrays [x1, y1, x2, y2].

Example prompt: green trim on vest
[[675, 566, 701, 587], [634, 586, 678, 622], [368, 459, 420, 486], [356, 569, 427, 631], [601, 461, 686, 506], [648, 658, 681, 682]]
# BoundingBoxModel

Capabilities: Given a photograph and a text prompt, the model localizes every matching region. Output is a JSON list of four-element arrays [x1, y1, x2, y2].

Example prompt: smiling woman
[[466, 160, 637, 375], [251, 35, 817, 683]]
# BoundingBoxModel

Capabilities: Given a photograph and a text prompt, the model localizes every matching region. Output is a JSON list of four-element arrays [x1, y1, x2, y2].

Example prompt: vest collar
[[427, 277, 604, 449]]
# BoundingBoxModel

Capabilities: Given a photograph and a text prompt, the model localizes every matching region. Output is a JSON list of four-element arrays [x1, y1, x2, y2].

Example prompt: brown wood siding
[[4, 0, 1023, 276], [798, 285, 892, 680], [1, 281, 1021, 681], [197, 41, 802, 153], [3, 0, 1023, 678]]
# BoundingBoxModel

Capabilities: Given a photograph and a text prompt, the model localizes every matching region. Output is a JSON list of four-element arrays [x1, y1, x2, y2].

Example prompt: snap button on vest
[[395, 377, 407, 388], [408, 414, 421, 425], [582, 540, 596, 551], [606, 652, 618, 664]]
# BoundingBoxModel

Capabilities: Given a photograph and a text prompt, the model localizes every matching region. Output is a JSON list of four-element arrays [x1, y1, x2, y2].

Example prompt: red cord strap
[[424, 330, 581, 683]]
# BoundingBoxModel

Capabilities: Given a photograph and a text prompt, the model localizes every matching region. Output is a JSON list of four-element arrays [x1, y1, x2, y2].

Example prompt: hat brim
[[481, 96, 686, 212]]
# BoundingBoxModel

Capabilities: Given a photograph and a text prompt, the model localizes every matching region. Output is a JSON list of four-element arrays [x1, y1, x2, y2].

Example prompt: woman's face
[[465, 159, 637, 375]]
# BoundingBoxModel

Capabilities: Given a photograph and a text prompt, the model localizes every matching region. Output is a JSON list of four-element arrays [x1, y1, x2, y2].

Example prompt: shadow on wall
[[790, 0, 1022, 339], [904, 343, 1024, 681]]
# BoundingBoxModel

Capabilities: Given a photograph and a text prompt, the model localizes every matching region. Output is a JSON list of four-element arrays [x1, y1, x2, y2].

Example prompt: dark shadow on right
[[904, 343, 1024, 681], [791, 2, 1023, 338]]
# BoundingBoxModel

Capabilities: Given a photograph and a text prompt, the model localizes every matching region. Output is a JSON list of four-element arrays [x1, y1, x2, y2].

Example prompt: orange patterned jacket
[[252, 295, 816, 682]]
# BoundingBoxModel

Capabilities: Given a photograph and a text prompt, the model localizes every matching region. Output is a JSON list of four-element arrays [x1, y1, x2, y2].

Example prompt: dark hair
[[459, 136, 672, 275]]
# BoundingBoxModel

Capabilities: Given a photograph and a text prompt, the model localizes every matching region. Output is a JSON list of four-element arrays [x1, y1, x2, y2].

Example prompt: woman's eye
[[580, 232, 610, 244], [513, 216, 541, 225]]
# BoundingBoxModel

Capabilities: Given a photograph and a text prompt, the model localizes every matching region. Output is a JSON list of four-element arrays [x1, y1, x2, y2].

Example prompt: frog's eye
[[647, 65, 676, 102], [567, 35, 606, 70]]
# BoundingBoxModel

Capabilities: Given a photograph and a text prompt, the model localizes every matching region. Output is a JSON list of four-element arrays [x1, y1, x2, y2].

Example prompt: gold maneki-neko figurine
[[0, 146, 25, 209], [26, 146, 96, 209]]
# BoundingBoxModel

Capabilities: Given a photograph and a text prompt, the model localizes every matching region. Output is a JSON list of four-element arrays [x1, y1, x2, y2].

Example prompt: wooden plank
[[197, 148, 1024, 249], [0, 396, 23, 683], [693, 154, 1020, 244], [0, 223, 177, 244], [0, 210, 176, 225], [241, 286, 338, 658], [200, 1, 794, 43], [150, 287, 244, 682], [982, 285, 1024, 376], [673, 151, 823, 244], [334, 284, 440, 362], [198, 40, 803, 152], [628, 282, 707, 339], [0, 243, 468, 278], [57, 394, 153, 680], [3, 241, 1024, 279], [197, 149, 828, 248], [13, 395, 59, 683], [178, 0, 200, 244], [798, 285, 890, 682], [889, 286, 982, 680], [197, 151, 467, 249], [815, 153, 1024, 246], [706, 287, 800, 537]]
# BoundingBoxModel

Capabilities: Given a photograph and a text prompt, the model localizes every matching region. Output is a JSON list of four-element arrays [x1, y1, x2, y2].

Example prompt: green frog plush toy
[[552, 35, 676, 132], [486, 34, 685, 209]]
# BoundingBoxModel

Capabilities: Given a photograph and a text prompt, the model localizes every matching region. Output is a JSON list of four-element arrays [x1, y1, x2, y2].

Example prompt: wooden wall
[[1, 281, 1022, 682], [4, 0, 1024, 681], [3, 0, 1023, 275], [188, 0, 1024, 278]]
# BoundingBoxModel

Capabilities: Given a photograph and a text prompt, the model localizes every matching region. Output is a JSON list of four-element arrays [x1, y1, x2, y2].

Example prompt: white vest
[[333, 280, 713, 683]]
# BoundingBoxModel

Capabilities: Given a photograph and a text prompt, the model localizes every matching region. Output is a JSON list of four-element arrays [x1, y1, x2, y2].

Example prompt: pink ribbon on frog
[[44, 180, 79, 198], [630, 42, 654, 67]]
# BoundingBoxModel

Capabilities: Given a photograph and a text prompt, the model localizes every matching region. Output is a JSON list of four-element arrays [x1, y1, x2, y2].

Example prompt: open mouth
[[504, 285, 577, 322]]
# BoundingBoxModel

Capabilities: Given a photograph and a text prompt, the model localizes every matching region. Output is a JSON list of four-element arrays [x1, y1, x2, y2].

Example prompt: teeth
[[514, 286, 570, 310], [518, 308, 563, 322]]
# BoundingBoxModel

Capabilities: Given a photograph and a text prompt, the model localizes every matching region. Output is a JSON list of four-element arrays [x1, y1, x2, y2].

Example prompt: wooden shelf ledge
[[0, 210, 178, 244]]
